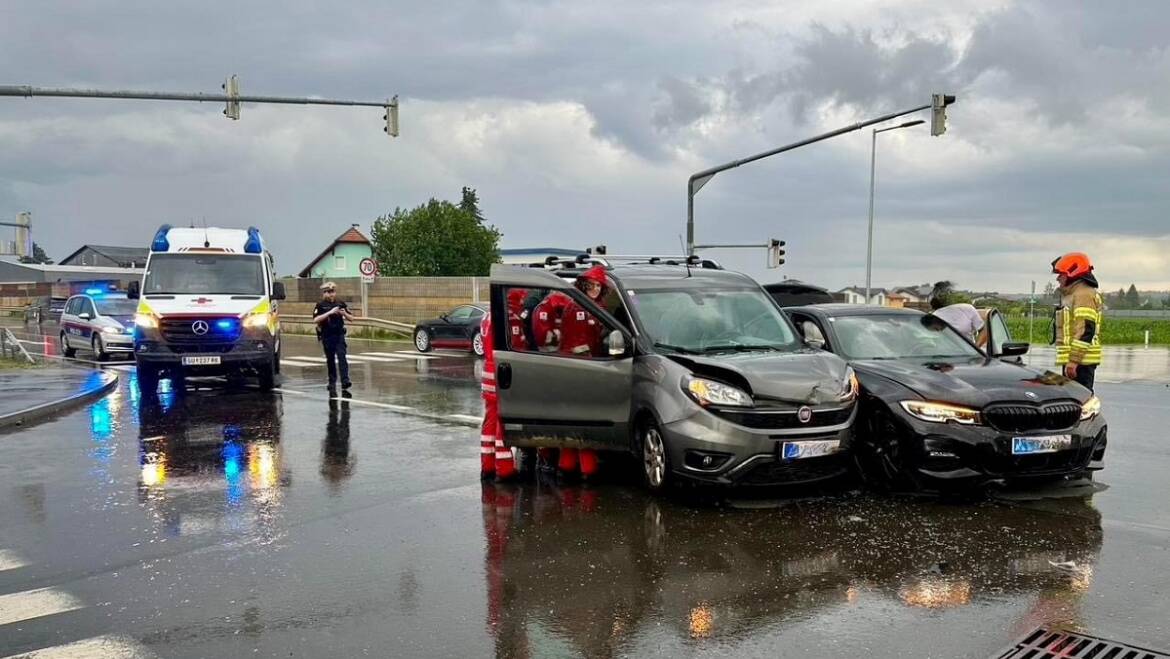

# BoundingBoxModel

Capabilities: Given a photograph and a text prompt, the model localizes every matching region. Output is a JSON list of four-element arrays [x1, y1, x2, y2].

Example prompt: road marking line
[[334, 397, 413, 412], [280, 359, 318, 367], [274, 388, 312, 396], [350, 355, 402, 363], [0, 587, 84, 626], [3, 634, 157, 658], [388, 352, 440, 359], [291, 356, 328, 363], [0, 549, 29, 572], [447, 414, 483, 423]]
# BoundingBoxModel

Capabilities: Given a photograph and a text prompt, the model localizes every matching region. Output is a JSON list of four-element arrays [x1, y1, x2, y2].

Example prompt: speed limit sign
[[359, 258, 378, 277]]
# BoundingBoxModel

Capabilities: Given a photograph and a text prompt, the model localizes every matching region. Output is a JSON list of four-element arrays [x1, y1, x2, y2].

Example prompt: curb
[[0, 370, 119, 432]]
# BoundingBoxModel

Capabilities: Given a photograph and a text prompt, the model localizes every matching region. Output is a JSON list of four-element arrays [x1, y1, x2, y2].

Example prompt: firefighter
[[1052, 252, 1104, 392], [556, 266, 610, 477], [480, 312, 517, 480]]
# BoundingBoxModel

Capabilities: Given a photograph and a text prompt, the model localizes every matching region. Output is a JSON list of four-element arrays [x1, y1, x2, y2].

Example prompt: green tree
[[17, 242, 52, 265], [1125, 284, 1141, 308], [371, 191, 501, 276]]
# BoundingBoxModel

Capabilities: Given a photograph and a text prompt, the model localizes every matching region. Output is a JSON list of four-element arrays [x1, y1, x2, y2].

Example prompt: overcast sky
[[2, 0, 1168, 292]]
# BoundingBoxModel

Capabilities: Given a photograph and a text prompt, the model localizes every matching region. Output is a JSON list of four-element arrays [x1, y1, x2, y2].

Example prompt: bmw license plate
[[181, 356, 221, 366], [781, 440, 840, 460], [1011, 435, 1072, 455]]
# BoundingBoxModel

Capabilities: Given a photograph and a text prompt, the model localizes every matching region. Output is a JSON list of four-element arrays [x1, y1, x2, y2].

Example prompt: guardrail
[[1, 327, 36, 363], [280, 314, 415, 333]]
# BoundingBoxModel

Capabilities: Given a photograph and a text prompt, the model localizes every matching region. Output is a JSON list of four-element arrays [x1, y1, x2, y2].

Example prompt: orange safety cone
[[557, 447, 579, 473], [494, 435, 516, 480], [480, 414, 497, 477]]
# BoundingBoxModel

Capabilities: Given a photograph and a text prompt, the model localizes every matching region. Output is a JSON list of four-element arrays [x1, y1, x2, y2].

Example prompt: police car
[[59, 289, 138, 360]]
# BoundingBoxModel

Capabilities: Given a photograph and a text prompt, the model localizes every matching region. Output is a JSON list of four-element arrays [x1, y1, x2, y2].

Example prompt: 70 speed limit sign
[[359, 258, 378, 277]]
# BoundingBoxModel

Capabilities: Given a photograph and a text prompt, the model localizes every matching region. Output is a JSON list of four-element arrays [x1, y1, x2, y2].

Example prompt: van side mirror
[[607, 330, 627, 357], [271, 282, 286, 301], [127, 281, 140, 299], [999, 342, 1030, 357]]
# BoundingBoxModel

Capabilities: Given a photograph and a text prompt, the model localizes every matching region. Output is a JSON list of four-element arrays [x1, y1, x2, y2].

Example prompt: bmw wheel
[[471, 331, 485, 357], [414, 327, 432, 353], [638, 417, 671, 494]]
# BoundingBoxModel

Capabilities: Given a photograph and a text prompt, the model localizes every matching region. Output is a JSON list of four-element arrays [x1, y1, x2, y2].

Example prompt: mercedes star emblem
[[192, 320, 209, 335], [798, 406, 813, 423]]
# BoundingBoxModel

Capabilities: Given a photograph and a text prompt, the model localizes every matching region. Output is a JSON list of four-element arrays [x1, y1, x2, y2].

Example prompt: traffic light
[[768, 239, 786, 268], [930, 93, 955, 136], [384, 96, 399, 137], [222, 75, 240, 120]]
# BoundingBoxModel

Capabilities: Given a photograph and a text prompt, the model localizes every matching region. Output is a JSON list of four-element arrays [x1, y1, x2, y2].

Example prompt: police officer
[[313, 282, 355, 391], [1051, 253, 1104, 391]]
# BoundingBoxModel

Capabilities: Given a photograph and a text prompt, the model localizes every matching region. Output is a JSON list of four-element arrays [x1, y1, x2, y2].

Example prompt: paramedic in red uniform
[[531, 291, 571, 351], [479, 312, 516, 480], [556, 266, 610, 478]]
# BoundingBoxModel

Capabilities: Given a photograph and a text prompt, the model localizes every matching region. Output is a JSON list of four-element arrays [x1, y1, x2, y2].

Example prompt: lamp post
[[865, 119, 924, 304]]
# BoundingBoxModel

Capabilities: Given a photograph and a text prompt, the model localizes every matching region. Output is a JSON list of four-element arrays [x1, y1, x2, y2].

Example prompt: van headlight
[[683, 375, 753, 408], [841, 367, 859, 401], [101, 326, 122, 335], [244, 312, 271, 329], [900, 401, 982, 425], [1080, 395, 1101, 421], [134, 313, 158, 329]]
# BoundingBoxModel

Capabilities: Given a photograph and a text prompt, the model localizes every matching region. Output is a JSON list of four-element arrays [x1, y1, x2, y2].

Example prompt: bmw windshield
[[143, 254, 266, 296], [630, 288, 801, 354], [831, 314, 983, 360]]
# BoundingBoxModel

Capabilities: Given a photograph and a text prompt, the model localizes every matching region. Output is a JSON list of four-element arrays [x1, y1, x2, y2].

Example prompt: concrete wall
[[279, 276, 488, 324]]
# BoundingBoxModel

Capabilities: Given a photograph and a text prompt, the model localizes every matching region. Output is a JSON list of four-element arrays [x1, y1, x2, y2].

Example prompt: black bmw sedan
[[785, 304, 1107, 491]]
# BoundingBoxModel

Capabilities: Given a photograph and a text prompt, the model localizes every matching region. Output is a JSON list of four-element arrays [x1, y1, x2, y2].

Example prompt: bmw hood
[[854, 357, 1088, 407], [670, 350, 851, 405]]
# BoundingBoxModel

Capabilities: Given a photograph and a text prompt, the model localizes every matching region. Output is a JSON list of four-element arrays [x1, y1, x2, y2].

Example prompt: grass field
[[1004, 315, 1170, 345]]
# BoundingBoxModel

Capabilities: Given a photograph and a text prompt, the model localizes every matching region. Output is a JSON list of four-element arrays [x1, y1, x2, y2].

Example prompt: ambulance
[[127, 225, 285, 392]]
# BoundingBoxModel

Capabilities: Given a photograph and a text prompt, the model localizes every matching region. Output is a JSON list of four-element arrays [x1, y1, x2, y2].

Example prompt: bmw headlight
[[900, 400, 982, 425], [1080, 395, 1101, 421], [683, 375, 753, 408]]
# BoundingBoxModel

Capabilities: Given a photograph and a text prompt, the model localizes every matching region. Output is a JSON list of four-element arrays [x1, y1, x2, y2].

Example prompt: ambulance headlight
[[244, 312, 271, 329]]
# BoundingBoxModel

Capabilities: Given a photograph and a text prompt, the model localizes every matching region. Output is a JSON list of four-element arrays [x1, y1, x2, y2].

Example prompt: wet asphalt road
[[1, 334, 1169, 658]]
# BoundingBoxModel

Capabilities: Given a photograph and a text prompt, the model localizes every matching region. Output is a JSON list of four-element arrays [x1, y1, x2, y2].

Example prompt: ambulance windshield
[[144, 254, 265, 296]]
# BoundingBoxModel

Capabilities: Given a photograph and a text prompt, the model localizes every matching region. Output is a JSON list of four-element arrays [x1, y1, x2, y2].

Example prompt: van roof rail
[[519, 254, 722, 270]]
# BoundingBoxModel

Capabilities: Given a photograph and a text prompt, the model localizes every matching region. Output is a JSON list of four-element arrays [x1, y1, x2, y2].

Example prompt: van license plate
[[1011, 435, 1072, 455], [781, 440, 840, 460], [182, 356, 221, 366]]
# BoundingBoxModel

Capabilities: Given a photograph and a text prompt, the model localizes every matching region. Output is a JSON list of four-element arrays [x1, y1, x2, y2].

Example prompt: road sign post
[[359, 258, 377, 317]]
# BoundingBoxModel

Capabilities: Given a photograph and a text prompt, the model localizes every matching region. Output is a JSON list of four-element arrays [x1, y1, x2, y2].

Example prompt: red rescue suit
[[531, 292, 571, 352], [480, 314, 515, 479], [506, 288, 530, 352], [558, 300, 605, 357]]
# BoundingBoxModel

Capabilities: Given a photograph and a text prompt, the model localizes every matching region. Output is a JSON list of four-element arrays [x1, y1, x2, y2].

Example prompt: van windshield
[[631, 288, 801, 354], [144, 254, 266, 296]]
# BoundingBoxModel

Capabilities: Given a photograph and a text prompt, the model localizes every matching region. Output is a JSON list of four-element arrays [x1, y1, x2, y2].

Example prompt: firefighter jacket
[[1054, 278, 1103, 366]]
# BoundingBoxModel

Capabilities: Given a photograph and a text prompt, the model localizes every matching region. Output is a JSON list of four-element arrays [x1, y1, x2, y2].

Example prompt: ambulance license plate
[[182, 356, 221, 366], [781, 440, 840, 460], [1011, 435, 1072, 455]]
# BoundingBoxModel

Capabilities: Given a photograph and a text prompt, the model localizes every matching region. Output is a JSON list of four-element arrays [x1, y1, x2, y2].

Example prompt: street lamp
[[865, 119, 924, 304]]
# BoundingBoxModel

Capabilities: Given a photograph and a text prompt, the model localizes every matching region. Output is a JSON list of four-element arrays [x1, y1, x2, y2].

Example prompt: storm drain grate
[[994, 627, 1170, 659]]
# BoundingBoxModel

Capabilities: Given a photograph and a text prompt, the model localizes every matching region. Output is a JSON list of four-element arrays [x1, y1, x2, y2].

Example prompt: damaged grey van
[[489, 256, 858, 492]]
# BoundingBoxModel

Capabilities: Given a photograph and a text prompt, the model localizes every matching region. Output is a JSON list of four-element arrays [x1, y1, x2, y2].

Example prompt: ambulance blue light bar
[[151, 224, 172, 252], [244, 227, 263, 254]]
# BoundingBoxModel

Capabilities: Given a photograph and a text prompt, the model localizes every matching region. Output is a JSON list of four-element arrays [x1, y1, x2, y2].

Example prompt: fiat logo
[[192, 320, 209, 335], [798, 406, 813, 423]]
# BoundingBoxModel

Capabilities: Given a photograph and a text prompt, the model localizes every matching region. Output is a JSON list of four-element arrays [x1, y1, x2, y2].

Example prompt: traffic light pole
[[686, 99, 952, 255], [0, 84, 399, 136]]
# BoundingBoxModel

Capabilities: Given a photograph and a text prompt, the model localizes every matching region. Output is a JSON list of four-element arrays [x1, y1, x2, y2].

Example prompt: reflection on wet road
[[0, 358, 1168, 656]]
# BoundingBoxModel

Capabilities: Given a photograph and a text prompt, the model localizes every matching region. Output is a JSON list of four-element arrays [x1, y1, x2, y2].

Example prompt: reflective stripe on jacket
[[1054, 281, 1103, 366]]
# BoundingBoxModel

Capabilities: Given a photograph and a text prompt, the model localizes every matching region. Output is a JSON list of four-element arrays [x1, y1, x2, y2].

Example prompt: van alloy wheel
[[643, 424, 667, 490]]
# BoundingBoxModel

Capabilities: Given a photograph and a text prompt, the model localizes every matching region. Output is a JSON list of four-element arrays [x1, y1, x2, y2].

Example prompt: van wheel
[[471, 331, 485, 357], [61, 333, 77, 358], [637, 417, 672, 494], [137, 364, 159, 395], [414, 328, 432, 352]]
